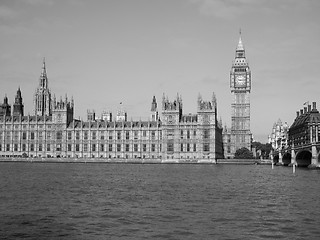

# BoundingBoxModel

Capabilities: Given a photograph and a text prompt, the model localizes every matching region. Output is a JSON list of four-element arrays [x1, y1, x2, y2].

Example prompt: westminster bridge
[[272, 102, 320, 168], [272, 143, 320, 167]]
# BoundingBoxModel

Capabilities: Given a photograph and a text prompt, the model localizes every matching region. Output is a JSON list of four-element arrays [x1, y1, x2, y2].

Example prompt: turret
[[34, 58, 52, 116], [197, 93, 216, 125], [4, 95, 8, 105], [87, 110, 96, 121], [212, 92, 217, 109], [13, 87, 24, 117], [52, 95, 74, 125], [116, 103, 127, 122], [162, 93, 183, 124], [101, 110, 112, 122], [150, 95, 159, 121], [0, 95, 11, 117]]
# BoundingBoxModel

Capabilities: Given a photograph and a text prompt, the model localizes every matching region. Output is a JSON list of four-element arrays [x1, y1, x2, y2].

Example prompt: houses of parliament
[[0, 35, 252, 161]]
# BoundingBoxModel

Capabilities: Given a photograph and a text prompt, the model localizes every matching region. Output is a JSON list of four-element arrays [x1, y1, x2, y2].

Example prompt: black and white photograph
[[0, 0, 320, 239]]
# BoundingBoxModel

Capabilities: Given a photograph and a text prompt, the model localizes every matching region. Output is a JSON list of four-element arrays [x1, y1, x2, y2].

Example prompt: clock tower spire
[[228, 32, 252, 157]]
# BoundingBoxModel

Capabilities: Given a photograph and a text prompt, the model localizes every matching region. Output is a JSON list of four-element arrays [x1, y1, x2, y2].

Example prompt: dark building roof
[[290, 106, 320, 130]]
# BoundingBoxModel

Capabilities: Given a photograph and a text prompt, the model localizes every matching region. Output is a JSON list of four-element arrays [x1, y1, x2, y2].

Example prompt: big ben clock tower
[[229, 32, 252, 155]]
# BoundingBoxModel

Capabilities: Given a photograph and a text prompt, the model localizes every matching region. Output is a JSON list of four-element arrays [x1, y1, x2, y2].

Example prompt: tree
[[252, 141, 272, 159], [234, 147, 254, 159]]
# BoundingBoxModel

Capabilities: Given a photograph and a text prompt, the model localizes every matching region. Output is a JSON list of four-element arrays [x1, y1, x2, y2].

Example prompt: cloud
[[188, 0, 311, 19], [0, 5, 18, 19], [189, 0, 263, 18], [200, 76, 224, 86], [169, 37, 193, 49], [0, 0, 53, 21], [21, 0, 54, 6], [190, 0, 320, 20], [0, 0, 73, 36]]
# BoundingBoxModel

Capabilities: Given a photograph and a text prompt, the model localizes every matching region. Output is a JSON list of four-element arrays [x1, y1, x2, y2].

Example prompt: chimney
[[300, 109, 303, 115], [296, 111, 299, 117], [312, 102, 316, 110], [304, 107, 307, 114], [308, 104, 311, 112]]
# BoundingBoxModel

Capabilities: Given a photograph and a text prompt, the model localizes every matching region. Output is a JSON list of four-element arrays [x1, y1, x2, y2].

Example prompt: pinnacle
[[236, 35, 244, 51]]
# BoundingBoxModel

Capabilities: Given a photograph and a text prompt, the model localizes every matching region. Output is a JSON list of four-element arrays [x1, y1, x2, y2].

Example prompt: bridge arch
[[282, 152, 291, 165], [296, 150, 312, 167]]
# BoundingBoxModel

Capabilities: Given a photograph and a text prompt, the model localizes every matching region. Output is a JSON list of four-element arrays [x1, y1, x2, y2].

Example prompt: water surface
[[1, 163, 320, 239]]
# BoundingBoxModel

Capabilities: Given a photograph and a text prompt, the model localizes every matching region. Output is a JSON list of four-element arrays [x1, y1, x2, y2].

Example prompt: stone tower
[[229, 32, 252, 155], [12, 87, 24, 117], [0, 95, 11, 117], [161, 94, 183, 159], [87, 110, 96, 121], [34, 59, 52, 116], [52, 95, 74, 125], [162, 93, 182, 125], [116, 104, 127, 122], [197, 93, 220, 158], [150, 95, 159, 121]]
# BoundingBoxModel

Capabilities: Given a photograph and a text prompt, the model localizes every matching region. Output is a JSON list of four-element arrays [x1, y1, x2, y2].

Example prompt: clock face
[[235, 75, 246, 87]]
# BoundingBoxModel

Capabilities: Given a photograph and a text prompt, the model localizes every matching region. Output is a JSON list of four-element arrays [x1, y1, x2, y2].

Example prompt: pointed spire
[[151, 95, 157, 111], [4, 94, 8, 104], [197, 93, 202, 111], [236, 29, 244, 51], [162, 93, 167, 110], [38, 57, 49, 90], [152, 95, 157, 104], [42, 57, 47, 77], [212, 92, 217, 107], [16, 88, 20, 101]]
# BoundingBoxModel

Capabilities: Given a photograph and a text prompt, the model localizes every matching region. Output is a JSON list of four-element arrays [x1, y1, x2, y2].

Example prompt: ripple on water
[[0, 163, 320, 239]]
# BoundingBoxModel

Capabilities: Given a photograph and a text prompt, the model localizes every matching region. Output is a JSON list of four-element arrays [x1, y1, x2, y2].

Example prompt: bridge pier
[[278, 151, 283, 165], [291, 148, 296, 165], [311, 144, 318, 165]]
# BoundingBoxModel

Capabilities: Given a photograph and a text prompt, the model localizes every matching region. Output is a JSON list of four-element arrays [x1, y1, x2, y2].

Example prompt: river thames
[[0, 162, 320, 239]]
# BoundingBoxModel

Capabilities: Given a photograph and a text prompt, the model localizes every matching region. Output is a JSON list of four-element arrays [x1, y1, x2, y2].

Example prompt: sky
[[0, 0, 319, 143]]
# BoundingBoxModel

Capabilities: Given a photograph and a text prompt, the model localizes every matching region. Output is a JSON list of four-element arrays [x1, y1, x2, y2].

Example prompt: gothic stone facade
[[161, 94, 224, 161], [0, 62, 224, 161], [0, 95, 223, 160]]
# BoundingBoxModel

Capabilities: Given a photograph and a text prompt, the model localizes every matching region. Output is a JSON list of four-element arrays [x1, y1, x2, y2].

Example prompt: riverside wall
[[0, 157, 259, 164]]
